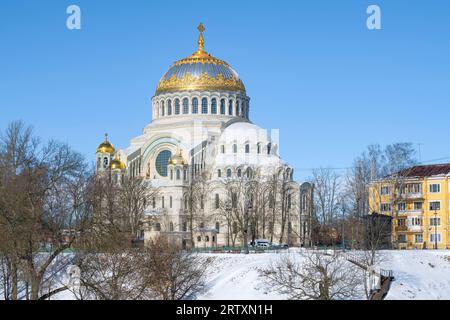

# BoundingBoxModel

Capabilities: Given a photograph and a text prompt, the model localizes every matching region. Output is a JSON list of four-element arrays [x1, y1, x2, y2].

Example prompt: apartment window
[[413, 202, 423, 210], [429, 201, 441, 211], [429, 184, 441, 193], [161, 196, 165, 208], [380, 203, 391, 212], [217, 169, 221, 178], [381, 186, 390, 195], [215, 222, 220, 233], [398, 234, 406, 243], [152, 197, 155, 208], [169, 196, 172, 208], [398, 219, 406, 226], [221, 145, 225, 153], [410, 217, 422, 226], [397, 202, 406, 211], [430, 217, 441, 226], [155, 223, 161, 232], [410, 183, 422, 194], [430, 233, 441, 243], [415, 234, 423, 243]]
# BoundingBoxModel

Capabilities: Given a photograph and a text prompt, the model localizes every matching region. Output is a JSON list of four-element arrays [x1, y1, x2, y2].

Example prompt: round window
[[155, 150, 172, 177]]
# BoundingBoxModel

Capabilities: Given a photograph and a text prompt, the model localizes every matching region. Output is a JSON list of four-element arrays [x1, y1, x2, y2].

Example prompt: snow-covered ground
[[198, 249, 450, 300], [4, 249, 450, 300], [381, 250, 450, 300]]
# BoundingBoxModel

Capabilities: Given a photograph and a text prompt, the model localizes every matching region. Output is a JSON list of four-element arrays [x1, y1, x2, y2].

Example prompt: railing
[[396, 225, 408, 232], [397, 209, 423, 216], [407, 225, 423, 232]]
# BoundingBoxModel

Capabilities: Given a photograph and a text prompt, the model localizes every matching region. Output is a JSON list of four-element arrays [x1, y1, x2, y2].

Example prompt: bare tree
[[0, 120, 92, 300], [261, 250, 363, 300], [141, 236, 212, 300], [118, 176, 159, 238]]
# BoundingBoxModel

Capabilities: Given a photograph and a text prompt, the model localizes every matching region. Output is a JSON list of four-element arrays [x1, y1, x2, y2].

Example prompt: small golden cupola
[[168, 149, 187, 166], [110, 153, 126, 170], [96, 133, 115, 154]]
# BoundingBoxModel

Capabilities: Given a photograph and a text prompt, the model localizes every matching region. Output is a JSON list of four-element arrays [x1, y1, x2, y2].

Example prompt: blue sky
[[1, 0, 449, 180]]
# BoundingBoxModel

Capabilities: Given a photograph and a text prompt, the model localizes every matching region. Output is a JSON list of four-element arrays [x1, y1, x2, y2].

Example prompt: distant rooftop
[[397, 164, 450, 178]]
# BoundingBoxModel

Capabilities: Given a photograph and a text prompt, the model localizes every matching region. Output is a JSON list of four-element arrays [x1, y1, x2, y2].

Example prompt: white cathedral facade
[[95, 24, 313, 249]]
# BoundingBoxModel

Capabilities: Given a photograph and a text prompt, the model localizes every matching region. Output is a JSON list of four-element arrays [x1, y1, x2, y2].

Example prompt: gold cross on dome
[[197, 23, 205, 33]]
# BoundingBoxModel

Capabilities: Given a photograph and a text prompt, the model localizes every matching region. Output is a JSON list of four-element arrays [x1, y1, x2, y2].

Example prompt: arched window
[[170, 222, 174, 232], [183, 98, 189, 114], [217, 169, 221, 177], [184, 196, 188, 210], [227, 168, 232, 178], [174, 98, 180, 114], [228, 99, 233, 115], [215, 193, 220, 209], [155, 150, 172, 177], [200, 222, 205, 229], [236, 101, 240, 116], [155, 223, 161, 231], [167, 99, 172, 115], [201, 98, 208, 114], [161, 100, 165, 116], [245, 144, 250, 153], [211, 98, 217, 114], [220, 99, 225, 114], [237, 169, 242, 177], [215, 222, 220, 232], [267, 143, 272, 155], [233, 144, 237, 153], [197, 236, 201, 242], [205, 235, 209, 242], [176, 169, 181, 180], [192, 98, 198, 114], [257, 143, 261, 154], [246, 168, 252, 178]]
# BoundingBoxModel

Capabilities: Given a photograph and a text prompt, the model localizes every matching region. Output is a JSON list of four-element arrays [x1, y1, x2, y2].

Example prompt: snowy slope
[[198, 250, 450, 300], [382, 250, 450, 300]]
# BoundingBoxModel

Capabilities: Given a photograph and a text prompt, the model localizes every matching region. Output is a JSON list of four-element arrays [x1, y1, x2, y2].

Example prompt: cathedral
[[95, 24, 313, 248]]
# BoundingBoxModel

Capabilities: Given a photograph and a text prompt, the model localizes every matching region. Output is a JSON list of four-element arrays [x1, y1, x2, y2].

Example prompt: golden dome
[[97, 134, 115, 154], [168, 150, 187, 166], [155, 23, 245, 94], [110, 153, 126, 170]]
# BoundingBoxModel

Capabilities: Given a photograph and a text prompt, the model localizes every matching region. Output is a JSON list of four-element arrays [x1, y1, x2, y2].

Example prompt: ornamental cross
[[197, 23, 205, 33]]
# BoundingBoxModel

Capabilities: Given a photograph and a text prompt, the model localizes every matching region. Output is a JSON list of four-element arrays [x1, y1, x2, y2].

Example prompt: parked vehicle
[[250, 239, 271, 248]]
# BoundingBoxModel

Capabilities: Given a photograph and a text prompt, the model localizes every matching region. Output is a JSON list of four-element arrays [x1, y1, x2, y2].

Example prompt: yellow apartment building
[[369, 164, 450, 249]]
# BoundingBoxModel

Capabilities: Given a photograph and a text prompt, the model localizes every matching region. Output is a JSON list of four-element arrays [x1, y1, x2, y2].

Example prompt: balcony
[[395, 225, 407, 232], [407, 225, 423, 232], [405, 192, 423, 199], [397, 209, 424, 216]]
